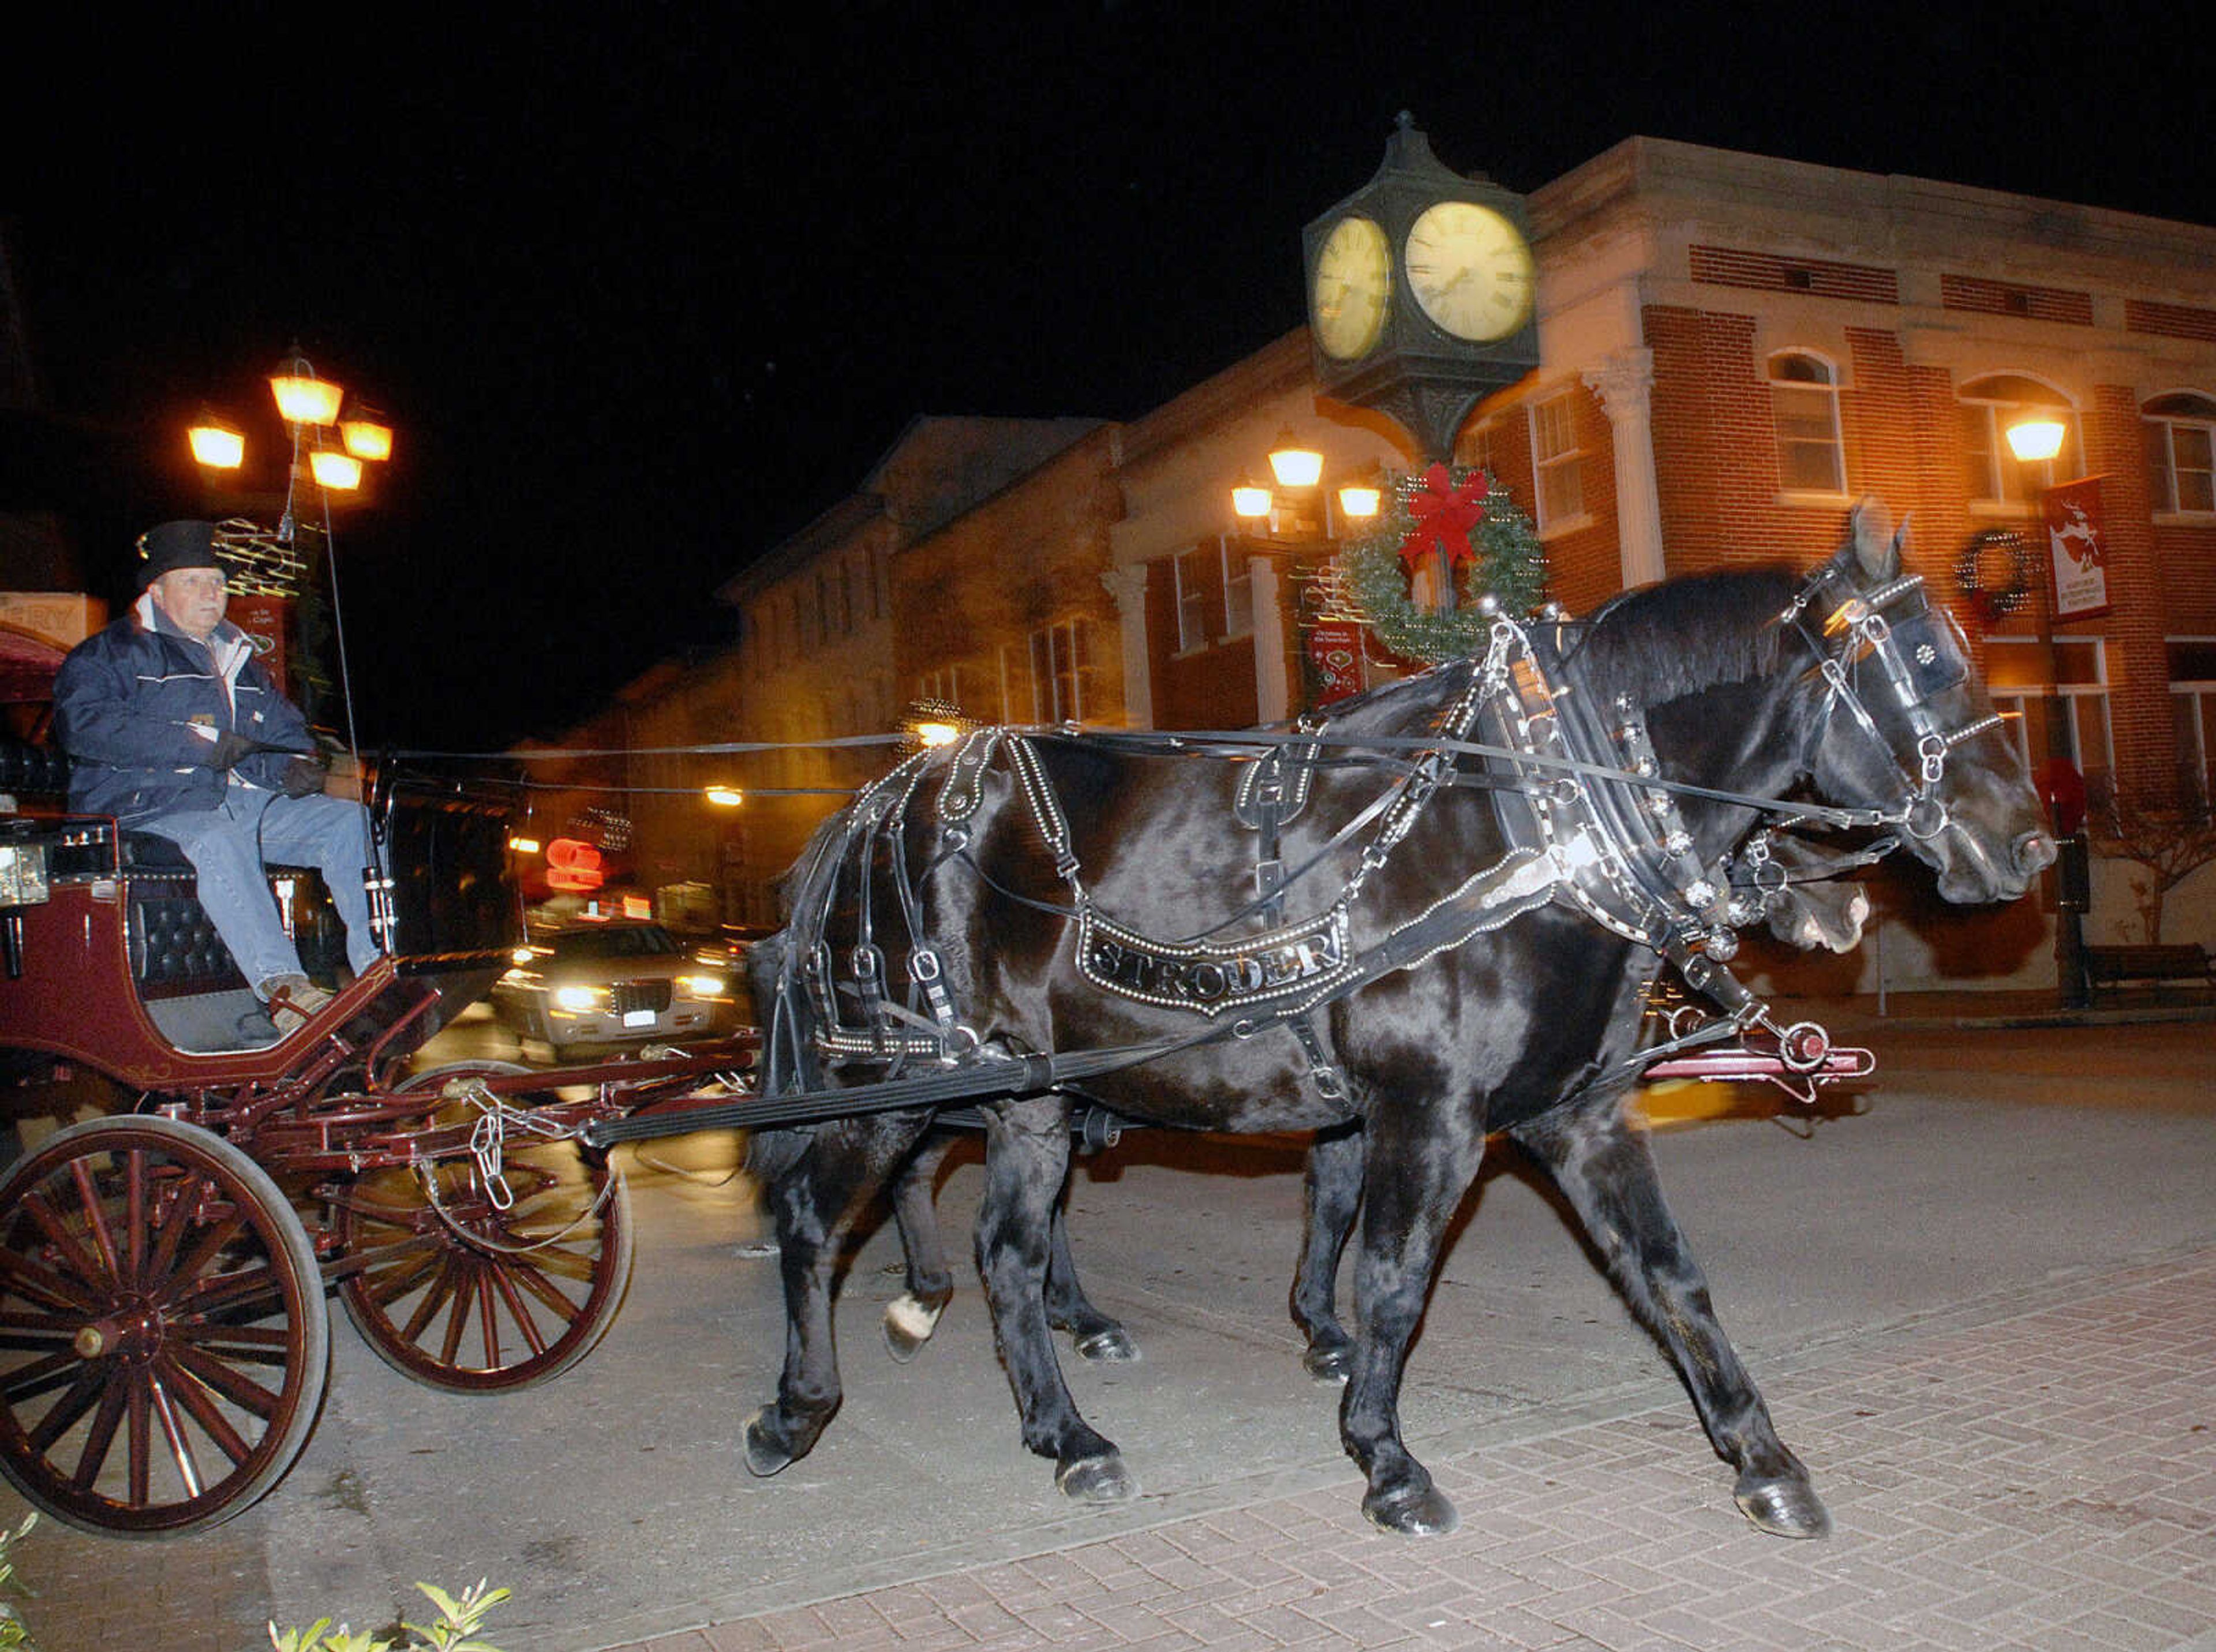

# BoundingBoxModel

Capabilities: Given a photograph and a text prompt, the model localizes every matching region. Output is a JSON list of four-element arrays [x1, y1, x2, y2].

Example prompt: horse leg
[[1045, 1173, 1137, 1363], [1341, 1112, 1489, 1536], [883, 1136, 956, 1362], [1292, 1122, 1364, 1383], [744, 1114, 930, 1477], [1511, 1100, 1831, 1538], [975, 1098, 1134, 1501]]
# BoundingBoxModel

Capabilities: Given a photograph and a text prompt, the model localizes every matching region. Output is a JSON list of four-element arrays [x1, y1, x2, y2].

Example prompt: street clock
[[1301, 113, 1540, 460]]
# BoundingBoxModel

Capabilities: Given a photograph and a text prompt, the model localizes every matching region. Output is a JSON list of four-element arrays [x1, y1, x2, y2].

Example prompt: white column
[[1250, 552, 1291, 725], [1099, 564, 1153, 729], [1583, 346, 1666, 589]]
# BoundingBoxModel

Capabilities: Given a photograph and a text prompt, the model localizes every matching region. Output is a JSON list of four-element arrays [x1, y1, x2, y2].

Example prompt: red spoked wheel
[[0, 1115, 330, 1537], [335, 1061, 632, 1392]]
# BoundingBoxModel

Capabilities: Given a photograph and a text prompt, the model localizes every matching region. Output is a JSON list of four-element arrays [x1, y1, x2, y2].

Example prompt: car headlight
[[553, 985, 605, 1012], [678, 973, 727, 999]]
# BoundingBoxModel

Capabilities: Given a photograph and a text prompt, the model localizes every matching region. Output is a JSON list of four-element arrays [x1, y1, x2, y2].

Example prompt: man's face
[[150, 567, 228, 642]]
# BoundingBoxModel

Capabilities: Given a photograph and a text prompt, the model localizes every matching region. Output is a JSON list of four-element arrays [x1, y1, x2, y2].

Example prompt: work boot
[[260, 973, 333, 1036]]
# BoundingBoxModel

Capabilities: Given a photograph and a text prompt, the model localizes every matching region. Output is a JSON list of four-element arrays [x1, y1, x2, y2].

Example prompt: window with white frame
[[2170, 639, 2216, 812], [1769, 351, 1846, 495], [2146, 394, 2216, 516], [1528, 391, 1586, 530], [1958, 374, 2083, 507], [1170, 541, 1252, 651], [1456, 419, 1498, 478], [1983, 636, 2114, 799], [1028, 620, 1091, 723]]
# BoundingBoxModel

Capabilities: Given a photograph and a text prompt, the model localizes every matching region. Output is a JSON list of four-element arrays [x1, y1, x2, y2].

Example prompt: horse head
[[1798, 500, 2055, 904]]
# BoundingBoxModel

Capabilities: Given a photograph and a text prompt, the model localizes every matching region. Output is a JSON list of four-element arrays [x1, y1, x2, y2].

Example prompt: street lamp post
[[2004, 414, 2090, 1008], [1229, 432, 1382, 716], [187, 350, 393, 733]]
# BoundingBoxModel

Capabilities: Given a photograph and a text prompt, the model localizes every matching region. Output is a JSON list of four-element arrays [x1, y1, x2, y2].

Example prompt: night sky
[[12, 5, 2208, 752]]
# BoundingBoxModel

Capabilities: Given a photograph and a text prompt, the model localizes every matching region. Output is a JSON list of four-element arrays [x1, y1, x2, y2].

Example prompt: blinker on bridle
[[1784, 569, 2002, 841]]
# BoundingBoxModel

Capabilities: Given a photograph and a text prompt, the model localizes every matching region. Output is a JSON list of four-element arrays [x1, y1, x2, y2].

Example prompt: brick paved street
[[599, 1248, 2216, 1652]]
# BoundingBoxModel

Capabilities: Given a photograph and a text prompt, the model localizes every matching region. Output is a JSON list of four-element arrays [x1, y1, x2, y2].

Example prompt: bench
[[2081, 943, 2216, 999]]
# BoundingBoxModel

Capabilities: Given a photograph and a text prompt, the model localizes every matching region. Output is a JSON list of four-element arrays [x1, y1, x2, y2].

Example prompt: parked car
[[490, 921, 740, 1059]]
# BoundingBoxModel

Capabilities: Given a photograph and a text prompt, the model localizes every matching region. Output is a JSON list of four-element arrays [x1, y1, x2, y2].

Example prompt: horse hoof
[[1734, 1470, 1832, 1538], [1072, 1325, 1139, 1363], [1362, 1481, 1459, 1537], [743, 1408, 794, 1478], [1302, 1342, 1352, 1384], [882, 1293, 946, 1363], [1055, 1453, 1136, 1503]]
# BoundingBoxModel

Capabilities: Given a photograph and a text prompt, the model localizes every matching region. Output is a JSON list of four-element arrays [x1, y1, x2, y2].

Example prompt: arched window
[[2144, 392, 2216, 515], [1958, 373, 2083, 506], [1768, 351, 1846, 495]]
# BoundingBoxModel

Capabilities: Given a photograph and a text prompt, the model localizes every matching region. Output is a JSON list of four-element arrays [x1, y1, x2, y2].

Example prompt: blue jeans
[[144, 786, 381, 991]]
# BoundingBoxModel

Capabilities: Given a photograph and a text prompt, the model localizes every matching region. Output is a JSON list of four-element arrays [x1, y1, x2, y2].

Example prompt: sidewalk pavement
[[598, 1245, 2216, 1652]]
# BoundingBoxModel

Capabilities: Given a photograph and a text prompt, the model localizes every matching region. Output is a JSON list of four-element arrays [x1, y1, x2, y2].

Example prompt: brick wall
[[2083, 387, 2179, 805]]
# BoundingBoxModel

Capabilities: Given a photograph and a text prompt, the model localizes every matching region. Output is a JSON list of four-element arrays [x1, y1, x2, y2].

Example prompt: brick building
[[600, 136, 2216, 983]]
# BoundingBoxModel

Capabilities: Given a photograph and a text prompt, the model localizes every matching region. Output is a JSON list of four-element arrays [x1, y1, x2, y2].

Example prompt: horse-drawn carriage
[[0, 757, 766, 1536], [0, 503, 2052, 1546]]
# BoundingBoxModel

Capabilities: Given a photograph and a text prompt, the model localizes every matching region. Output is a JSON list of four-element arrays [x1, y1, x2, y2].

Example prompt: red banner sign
[[227, 592, 291, 692], [1307, 621, 1365, 706], [2043, 477, 2110, 620]]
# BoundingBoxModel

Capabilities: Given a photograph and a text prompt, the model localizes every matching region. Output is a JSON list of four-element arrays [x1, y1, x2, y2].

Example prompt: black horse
[[741, 511, 2050, 1538]]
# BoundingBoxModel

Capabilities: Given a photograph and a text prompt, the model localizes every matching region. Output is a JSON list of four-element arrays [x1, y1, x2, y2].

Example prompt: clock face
[[1403, 201, 1534, 343], [1311, 215, 1391, 361]]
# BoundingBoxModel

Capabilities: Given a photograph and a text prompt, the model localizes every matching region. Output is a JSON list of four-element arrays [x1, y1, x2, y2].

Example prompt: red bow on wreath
[[1397, 464, 1489, 569]]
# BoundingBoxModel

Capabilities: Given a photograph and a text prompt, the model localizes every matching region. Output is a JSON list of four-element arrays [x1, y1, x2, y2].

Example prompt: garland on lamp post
[[1338, 464, 1548, 662]]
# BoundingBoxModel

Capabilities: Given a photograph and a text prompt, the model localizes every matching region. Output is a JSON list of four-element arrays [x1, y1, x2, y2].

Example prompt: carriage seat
[[118, 832, 345, 998], [120, 833, 253, 996]]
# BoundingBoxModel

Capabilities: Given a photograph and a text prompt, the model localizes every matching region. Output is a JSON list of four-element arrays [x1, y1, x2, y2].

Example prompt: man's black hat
[[135, 520, 226, 590]]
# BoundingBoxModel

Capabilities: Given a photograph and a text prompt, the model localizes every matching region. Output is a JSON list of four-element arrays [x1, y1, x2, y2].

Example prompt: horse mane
[[1568, 565, 1800, 710]]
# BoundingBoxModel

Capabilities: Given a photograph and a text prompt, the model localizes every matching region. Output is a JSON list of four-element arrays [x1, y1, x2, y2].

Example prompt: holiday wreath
[[1337, 463, 1548, 662]]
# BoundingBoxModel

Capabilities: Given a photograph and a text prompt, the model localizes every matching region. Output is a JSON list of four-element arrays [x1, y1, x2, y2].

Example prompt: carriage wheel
[[0, 1115, 330, 1537], [336, 1061, 633, 1393]]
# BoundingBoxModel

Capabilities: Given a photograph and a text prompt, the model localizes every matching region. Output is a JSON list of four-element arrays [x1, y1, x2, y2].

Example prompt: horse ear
[[1849, 497, 1901, 581]]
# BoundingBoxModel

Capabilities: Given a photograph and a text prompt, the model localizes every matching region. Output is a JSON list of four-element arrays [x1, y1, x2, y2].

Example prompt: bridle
[[1780, 566, 2004, 843]]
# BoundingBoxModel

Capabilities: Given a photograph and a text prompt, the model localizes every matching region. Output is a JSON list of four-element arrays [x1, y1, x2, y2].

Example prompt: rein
[[763, 560, 1982, 1117]]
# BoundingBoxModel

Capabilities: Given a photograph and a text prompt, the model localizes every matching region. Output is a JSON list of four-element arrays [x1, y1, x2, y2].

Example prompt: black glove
[[278, 756, 328, 798], [205, 731, 257, 770]]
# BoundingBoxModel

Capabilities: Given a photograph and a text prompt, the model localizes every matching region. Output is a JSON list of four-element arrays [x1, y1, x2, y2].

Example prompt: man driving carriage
[[51, 520, 380, 1033]]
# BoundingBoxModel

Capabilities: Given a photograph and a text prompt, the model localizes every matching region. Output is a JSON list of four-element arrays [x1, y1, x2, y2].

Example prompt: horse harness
[[761, 564, 1989, 1118]]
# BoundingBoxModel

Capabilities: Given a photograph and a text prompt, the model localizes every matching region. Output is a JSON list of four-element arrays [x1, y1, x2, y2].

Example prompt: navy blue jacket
[[53, 593, 312, 826]]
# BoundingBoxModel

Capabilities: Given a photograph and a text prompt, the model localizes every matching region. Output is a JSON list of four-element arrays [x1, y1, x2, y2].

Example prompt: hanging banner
[[1307, 621, 1366, 706], [2043, 477, 2110, 621], [227, 592, 292, 692]]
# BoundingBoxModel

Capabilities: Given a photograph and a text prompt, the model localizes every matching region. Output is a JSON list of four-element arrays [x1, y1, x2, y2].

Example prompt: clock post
[[1301, 112, 1540, 463]]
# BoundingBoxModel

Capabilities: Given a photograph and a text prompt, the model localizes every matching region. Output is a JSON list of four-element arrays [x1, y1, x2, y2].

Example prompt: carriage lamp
[[1337, 478, 1382, 520], [0, 842, 49, 906], [1232, 477, 1274, 519]]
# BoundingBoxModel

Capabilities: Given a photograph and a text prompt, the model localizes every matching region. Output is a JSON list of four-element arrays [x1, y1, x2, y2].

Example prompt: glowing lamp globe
[[1231, 481, 1274, 519], [189, 423, 245, 469], [2005, 418, 2067, 464], [309, 450, 363, 490], [340, 414, 393, 462], [1337, 482, 1382, 520], [270, 371, 345, 427], [1267, 434, 1324, 489]]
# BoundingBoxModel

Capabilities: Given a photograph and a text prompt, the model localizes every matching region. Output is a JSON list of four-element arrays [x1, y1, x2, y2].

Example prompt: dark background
[[9, 4, 2208, 751]]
